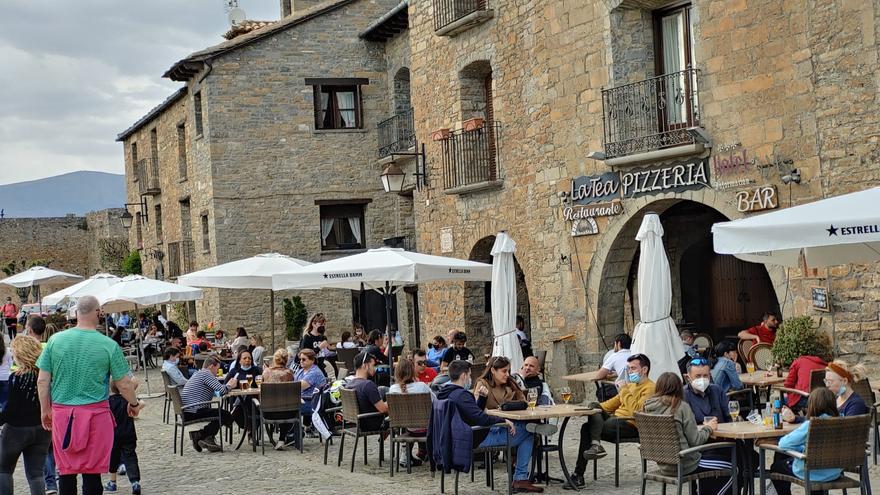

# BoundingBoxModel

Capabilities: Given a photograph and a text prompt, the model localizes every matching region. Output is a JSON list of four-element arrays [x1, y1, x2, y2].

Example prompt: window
[[130, 143, 138, 181], [135, 212, 143, 250], [319, 204, 365, 250], [306, 78, 368, 130], [200, 213, 210, 252], [194, 91, 204, 136], [155, 204, 163, 241], [177, 123, 187, 180], [654, 5, 695, 125]]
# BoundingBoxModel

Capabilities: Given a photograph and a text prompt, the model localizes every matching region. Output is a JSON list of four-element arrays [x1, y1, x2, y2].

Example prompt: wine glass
[[728, 401, 740, 422], [527, 388, 539, 411], [559, 387, 572, 405]]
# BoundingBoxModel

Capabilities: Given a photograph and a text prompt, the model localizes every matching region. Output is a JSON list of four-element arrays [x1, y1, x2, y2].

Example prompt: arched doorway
[[464, 235, 531, 358], [595, 200, 779, 346]]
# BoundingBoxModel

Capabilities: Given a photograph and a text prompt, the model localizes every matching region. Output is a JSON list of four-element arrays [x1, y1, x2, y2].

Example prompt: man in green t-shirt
[[36, 295, 143, 494]]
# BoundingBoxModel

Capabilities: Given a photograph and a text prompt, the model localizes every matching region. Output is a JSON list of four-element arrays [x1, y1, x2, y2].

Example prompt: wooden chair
[[693, 333, 713, 353], [337, 347, 361, 376], [759, 415, 872, 494], [167, 385, 224, 456], [387, 393, 432, 477], [253, 381, 303, 455], [635, 412, 737, 495], [748, 343, 773, 370], [337, 388, 387, 472], [160, 370, 174, 424], [850, 379, 880, 465]]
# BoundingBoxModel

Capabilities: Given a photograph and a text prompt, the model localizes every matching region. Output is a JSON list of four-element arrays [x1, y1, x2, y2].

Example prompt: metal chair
[[387, 392, 432, 476], [160, 370, 174, 424], [748, 343, 773, 370], [759, 415, 872, 494], [605, 415, 642, 487], [693, 333, 713, 353], [167, 385, 224, 456], [634, 412, 737, 495], [336, 347, 361, 376], [253, 381, 303, 455], [337, 388, 387, 472], [850, 379, 880, 465]]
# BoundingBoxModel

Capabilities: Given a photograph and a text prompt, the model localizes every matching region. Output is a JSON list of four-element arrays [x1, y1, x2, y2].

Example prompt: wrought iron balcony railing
[[440, 122, 501, 191], [377, 108, 416, 158], [143, 157, 161, 195], [601, 67, 701, 159], [433, 0, 488, 32]]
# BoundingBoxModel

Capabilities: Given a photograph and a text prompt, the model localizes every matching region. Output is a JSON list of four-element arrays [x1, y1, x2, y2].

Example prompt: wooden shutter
[[484, 71, 496, 180]]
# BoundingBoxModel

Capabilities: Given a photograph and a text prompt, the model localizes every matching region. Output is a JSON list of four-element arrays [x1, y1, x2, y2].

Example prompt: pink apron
[[51, 401, 116, 475]]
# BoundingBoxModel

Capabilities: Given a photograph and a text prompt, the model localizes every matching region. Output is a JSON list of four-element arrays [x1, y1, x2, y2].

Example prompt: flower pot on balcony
[[431, 128, 451, 141], [462, 117, 484, 132]]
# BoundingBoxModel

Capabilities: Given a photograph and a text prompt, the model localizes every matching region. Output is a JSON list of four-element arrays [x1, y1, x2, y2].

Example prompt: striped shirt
[[180, 369, 228, 413]]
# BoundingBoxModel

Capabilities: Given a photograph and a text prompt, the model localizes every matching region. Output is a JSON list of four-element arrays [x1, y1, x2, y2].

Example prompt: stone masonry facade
[[120, 0, 416, 348], [405, 0, 880, 388]]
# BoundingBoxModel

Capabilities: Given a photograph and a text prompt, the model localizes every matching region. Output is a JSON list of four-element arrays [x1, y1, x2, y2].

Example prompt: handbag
[[500, 400, 527, 411]]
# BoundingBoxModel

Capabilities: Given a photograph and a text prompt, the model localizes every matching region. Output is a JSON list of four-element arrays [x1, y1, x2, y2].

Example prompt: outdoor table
[[740, 371, 787, 404], [711, 421, 797, 495], [561, 371, 616, 383], [224, 387, 261, 450], [487, 404, 601, 491]]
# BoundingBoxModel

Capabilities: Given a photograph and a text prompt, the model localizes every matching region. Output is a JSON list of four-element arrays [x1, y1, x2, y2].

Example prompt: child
[[105, 377, 144, 494]]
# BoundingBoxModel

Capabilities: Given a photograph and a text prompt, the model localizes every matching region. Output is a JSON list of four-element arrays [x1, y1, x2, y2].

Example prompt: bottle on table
[[772, 399, 783, 430]]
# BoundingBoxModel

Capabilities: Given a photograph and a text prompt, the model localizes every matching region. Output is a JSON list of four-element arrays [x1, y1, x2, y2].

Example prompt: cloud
[[0, 0, 279, 185]]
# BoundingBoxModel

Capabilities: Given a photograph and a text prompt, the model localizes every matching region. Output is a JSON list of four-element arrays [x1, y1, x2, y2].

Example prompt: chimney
[[281, 0, 324, 17]]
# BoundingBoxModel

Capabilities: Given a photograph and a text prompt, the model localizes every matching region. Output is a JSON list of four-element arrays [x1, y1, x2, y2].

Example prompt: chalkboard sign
[[811, 286, 830, 312]]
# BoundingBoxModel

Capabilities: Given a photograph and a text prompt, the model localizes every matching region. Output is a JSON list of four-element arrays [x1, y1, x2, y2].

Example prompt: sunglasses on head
[[415, 360, 427, 366], [690, 358, 709, 366]]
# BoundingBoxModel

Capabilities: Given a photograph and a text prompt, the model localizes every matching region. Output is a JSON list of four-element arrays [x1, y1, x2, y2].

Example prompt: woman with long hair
[[643, 372, 729, 494], [249, 334, 265, 366], [473, 356, 524, 410], [771, 388, 840, 495], [388, 358, 433, 465], [230, 327, 249, 350], [0, 336, 51, 494], [0, 334, 9, 410]]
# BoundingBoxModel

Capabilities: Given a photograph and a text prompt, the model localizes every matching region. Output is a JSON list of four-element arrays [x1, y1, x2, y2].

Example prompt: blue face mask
[[628, 372, 641, 384], [240, 364, 252, 371], [836, 385, 846, 398]]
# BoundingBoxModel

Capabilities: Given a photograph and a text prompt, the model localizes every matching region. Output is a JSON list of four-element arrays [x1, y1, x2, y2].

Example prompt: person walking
[[0, 335, 52, 495], [36, 296, 142, 495], [3, 297, 19, 340]]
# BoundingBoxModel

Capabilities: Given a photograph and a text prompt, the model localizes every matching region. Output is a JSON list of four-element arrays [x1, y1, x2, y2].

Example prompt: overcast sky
[[0, 0, 278, 185]]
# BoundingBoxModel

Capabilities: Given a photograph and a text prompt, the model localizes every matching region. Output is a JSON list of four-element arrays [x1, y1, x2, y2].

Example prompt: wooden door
[[709, 255, 777, 334]]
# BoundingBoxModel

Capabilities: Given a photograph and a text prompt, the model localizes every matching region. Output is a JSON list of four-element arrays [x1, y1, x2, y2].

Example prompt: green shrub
[[771, 315, 832, 366], [282, 296, 308, 342], [121, 251, 142, 275]]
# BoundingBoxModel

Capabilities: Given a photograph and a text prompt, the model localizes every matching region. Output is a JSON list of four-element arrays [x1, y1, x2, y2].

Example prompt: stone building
[[118, 0, 418, 347], [405, 0, 880, 383]]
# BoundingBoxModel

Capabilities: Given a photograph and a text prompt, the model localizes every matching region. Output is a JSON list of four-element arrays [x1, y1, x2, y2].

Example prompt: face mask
[[317, 326, 326, 335], [240, 364, 252, 371], [464, 379, 472, 390], [692, 378, 709, 393], [836, 384, 847, 398], [628, 372, 641, 384]]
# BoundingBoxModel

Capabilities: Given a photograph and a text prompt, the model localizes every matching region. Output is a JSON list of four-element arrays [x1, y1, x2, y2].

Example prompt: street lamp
[[120, 209, 134, 229], [380, 163, 406, 193], [120, 196, 148, 229]]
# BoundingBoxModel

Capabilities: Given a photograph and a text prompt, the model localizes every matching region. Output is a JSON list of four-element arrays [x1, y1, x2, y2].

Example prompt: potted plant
[[770, 315, 833, 368], [431, 127, 451, 141], [462, 117, 485, 132], [283, 296, 308, 352]]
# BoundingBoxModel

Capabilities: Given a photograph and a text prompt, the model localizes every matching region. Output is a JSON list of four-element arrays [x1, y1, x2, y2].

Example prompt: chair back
[[168, 385, 186, 417], [337, 347, 361, 375], [749, 343, 773, 370], [809, 368, 826, 391], [634, 412, 681, 466], [693, 333, 713, 352], [851, 379, 874, 405], [534, 350, 548, 373], [804, 415, 871, 471], [160, 369, 173, 388], [738, 339, 755, 363], [259, 381, 302, 414], [340, 388, 362, 424], [387, 393, 432, 430]]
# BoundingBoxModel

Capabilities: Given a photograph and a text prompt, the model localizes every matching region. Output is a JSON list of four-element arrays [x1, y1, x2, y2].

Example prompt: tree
[[121, 251, 142, 276], [282, 296, 308, 342], [98, 238, 130, 275]]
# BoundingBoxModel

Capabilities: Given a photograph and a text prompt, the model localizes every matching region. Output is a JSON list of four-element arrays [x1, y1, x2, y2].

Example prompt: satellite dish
[[228, 7, 246, 26]]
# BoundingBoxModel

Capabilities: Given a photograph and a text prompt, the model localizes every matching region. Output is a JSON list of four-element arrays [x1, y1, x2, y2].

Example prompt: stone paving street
[[14, 368, 880, 494]]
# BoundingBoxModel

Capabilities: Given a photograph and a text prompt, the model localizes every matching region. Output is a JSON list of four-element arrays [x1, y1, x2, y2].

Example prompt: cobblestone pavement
[[14, 368, 880, 494]]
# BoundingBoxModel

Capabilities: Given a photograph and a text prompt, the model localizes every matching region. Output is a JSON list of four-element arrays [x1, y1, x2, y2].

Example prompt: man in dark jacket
[[435, 360, 543, 493]]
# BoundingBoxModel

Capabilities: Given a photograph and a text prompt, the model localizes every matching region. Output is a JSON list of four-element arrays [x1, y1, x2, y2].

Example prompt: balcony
[[135, 159, 148, 195], [601, 67, 704, 165], [167, 239, 194, 278], [439, 122, 502, 194], [433, 0, 493, 36], [143, 157, 161, 195], [377, 108, 416, 159]]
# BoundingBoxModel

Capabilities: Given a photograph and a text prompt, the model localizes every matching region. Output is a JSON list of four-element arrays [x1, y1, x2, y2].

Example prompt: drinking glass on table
[[746, 362, 756, 374], [239, 379, 249, 391], [246, 374, 254, 389], [527, 388, 538, 411], [728, 401, 741, 422], [255, 375, 263, 388], [703, 416, 717, 426], [558, 386, 572, 405]]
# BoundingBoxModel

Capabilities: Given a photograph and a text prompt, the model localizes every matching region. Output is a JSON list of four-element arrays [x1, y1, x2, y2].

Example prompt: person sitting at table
[[680, 330, 700, 359], [738, 311, 780, 346], [352, 323, 367, 347], [345, 351, 388, 432], [436, 360, 544, 493], [426, 335, 447, 369], [249, 334, 265, 366], [165, 321, 184, 342], [224, 349, 262, 385], [781, 345, 829, 413], [262, 349, 294, 383], [337, 331, 358, 350], [784, 359, 868, 423], [684, 357, 731, 424], [185, 321, 198, 344], [162, 347, 188, 386], [440, 332, 475, 372], [643, 372, 725, 493], [473, 356, 524, 410], [513, 355, 552, 406], [294, 349, 326, 417], [413, 349, 438, 384], [180, 357, 240, 452], [594, 333, 632, 399], [710, 341, 743, 394], [389, 357, 434, 466], [571, 353, 655, 488], [363, 329, 390, 366], [212, 329, 227, 346], [230, 326, 249, 350], [770, 387, 841, 495], [190, 330, 212, 351]]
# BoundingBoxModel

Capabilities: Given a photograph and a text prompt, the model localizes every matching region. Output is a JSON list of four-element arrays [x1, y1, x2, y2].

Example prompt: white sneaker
[[274, 440, 286, 451]]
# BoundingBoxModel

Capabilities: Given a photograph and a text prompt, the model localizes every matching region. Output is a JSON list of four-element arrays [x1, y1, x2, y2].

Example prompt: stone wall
[[407, 0, 880, 382]]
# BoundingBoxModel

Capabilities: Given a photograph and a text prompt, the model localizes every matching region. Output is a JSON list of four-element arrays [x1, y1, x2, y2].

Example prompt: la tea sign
[[736, 185, 778, 213]]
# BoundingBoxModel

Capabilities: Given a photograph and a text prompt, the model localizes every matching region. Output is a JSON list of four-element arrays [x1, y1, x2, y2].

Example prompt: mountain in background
[[0, 171, 125, 218]]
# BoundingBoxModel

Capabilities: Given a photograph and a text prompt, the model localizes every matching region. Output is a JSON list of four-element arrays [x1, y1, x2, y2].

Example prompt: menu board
[[811, 286, 830, 312]]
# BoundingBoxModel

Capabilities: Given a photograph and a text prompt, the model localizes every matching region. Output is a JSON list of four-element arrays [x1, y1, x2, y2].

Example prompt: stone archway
[[586, 191, 788, 348], [464, 235, 531, 358]]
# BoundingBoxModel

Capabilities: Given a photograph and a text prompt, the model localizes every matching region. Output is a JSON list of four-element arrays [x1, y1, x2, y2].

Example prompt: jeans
[[45, 445, 58, 490], [59, 473, 102, 495], [574, 413, 639, 475], [479, 422, 534, 481], [108, 439, 140, 483], [0, 423, 52, 495]]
